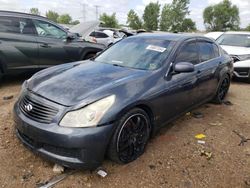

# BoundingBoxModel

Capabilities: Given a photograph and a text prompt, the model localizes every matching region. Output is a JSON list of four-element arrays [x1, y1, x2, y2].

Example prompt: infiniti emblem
[[24, 104, 33, 112]]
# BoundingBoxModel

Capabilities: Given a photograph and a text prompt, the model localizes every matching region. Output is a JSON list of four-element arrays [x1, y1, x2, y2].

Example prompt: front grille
[[234, 67, 250, 76], [19, 95, 58, 124]]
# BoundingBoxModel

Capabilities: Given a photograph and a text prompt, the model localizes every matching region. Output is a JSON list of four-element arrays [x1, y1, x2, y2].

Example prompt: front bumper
[[233, 67, 250, 78], [13, 101, 115, 170]]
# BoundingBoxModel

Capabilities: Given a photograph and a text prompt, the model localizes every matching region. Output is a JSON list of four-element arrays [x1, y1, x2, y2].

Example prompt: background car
[[87, 30, 123, 47], [216, 31, 250, 82], [204, 32, 224, 40], [70, 22, 124, 47], [0, 11, 104, 80], [14, 33, 233, 170]]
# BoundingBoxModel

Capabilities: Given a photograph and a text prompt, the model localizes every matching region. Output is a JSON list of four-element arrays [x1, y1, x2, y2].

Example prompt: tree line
[[30, 0, 250, 31], [29, 8, 80, 25], [102, 0, 250, 32]]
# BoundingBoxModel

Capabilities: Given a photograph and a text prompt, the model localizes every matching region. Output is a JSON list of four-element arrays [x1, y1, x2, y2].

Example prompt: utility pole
[[94, 5, 101, 20], [81, 3, 87, 22]]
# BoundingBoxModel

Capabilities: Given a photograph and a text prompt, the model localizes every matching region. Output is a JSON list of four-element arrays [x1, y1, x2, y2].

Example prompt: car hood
[[221, 45, 250, 55], [69, 21, 99, 39], [27, 61, 147, 106]]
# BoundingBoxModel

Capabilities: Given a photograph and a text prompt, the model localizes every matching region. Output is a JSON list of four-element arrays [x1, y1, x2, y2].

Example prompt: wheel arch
[[0, 54, 7, 73], [80, 47, 103, 60], [115, 103, 156, 136]]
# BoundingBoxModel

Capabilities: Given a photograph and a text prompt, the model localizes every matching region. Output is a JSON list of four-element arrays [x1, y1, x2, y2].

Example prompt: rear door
[[0, 16, 39, 71], [32, 19, 78, 67], [196, 40, 221, 101]]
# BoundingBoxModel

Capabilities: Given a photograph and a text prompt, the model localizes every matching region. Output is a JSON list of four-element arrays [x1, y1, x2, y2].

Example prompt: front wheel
[[108, 108, 151, 164], [83, 53, 96, 60], [212, 74, 230, 104]]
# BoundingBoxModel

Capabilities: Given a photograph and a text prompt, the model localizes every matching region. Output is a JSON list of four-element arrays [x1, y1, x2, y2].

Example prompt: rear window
[[217, 34, 250, 47]]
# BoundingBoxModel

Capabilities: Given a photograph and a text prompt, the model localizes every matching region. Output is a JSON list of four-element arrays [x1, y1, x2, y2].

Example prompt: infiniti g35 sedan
[[14, 33, 233, 169]]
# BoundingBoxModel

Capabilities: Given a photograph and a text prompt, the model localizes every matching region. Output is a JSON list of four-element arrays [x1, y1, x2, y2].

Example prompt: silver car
[[216, 31, 250, 82]]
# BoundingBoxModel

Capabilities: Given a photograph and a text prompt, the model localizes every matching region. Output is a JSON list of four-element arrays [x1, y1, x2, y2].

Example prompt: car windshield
[[94, 37, 175, 70], [217, 34, 250, 47]]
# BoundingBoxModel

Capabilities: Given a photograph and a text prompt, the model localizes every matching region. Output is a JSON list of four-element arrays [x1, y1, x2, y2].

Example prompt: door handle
[[40, 43, 51, 48]]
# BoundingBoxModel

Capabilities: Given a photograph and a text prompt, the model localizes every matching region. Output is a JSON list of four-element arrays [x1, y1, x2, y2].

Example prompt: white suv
[[217, 31, 250, 82]]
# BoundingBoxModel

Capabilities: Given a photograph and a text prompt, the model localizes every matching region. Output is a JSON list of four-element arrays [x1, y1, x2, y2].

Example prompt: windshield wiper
[[112, 63, 126, 68]]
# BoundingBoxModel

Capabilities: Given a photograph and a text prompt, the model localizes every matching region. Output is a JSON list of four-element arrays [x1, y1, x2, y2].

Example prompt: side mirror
[[174, 62, 194, 73], [66, 33, 76, 41]]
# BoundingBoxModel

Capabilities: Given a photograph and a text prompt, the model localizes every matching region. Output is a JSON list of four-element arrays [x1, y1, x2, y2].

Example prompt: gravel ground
[[0, 75, 250, 188]]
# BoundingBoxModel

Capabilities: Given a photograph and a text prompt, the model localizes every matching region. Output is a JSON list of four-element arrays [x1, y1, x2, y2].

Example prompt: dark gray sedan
[[14, 33, 233, 169]]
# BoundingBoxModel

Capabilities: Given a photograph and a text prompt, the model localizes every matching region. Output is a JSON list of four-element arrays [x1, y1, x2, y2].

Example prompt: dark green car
[[0, 11, 104, 79]]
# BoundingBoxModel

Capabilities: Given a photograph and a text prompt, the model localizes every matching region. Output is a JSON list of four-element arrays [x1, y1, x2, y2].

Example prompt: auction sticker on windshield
[[146, 45, 166, 53]]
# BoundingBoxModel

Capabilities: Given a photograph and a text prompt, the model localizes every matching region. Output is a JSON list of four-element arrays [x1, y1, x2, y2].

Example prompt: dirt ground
[[0, 74, 250, 188]]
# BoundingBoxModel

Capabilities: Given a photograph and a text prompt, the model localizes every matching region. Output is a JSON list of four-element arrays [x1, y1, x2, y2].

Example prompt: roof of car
[[134, 33, 210, 42], [0, 10, 68, 32], [224, 31, 250, 35], [0, 10, 47, 20]]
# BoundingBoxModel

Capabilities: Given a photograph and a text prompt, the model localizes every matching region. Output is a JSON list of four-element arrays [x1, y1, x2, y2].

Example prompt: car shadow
[[0, 72, 34, 89], [232, 77, 250, 85]]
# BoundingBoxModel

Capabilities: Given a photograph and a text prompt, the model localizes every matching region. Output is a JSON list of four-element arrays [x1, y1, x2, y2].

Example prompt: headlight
[[60, 95, 115, 128]]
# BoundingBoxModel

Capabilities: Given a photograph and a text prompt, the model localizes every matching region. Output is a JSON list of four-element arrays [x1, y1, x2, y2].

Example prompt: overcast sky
[[1, 0, 249, 30]]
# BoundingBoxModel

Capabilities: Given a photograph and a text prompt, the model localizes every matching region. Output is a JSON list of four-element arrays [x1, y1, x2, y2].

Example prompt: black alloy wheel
[[213, 74, 230, 104], [108, 108, 151, 164], [218, 77, 230, 100]]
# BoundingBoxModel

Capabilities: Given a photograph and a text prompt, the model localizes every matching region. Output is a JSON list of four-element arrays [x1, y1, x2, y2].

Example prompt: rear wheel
[[108, 108, 151, 164], [0, 67, 3, 82], [212, 74, 230, 104]]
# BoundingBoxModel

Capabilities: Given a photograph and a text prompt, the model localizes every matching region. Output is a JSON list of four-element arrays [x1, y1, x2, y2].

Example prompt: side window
[[198, 41, 216, 62], [175, 41, 199, 65], [212, 43, 220, 57], [96, 32, 109, 38], [89, 31, 96, 37], [33, 19, 67, 39], [0, 16, 36, 35]]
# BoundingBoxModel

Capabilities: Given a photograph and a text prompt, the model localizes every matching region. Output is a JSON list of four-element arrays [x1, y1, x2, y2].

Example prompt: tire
[[83, 53, 96, 60], [108, 108, 152, 164], [0, 67, 3, 82], [212, 74, 230, 104]]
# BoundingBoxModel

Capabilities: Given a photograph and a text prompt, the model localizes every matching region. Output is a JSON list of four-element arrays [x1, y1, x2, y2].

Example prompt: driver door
[[32, 19, 74, 67], [160, 40, 200, 124]]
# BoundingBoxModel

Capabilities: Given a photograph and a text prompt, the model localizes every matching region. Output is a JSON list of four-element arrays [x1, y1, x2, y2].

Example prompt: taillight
[[91, 37, 97, 43]]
